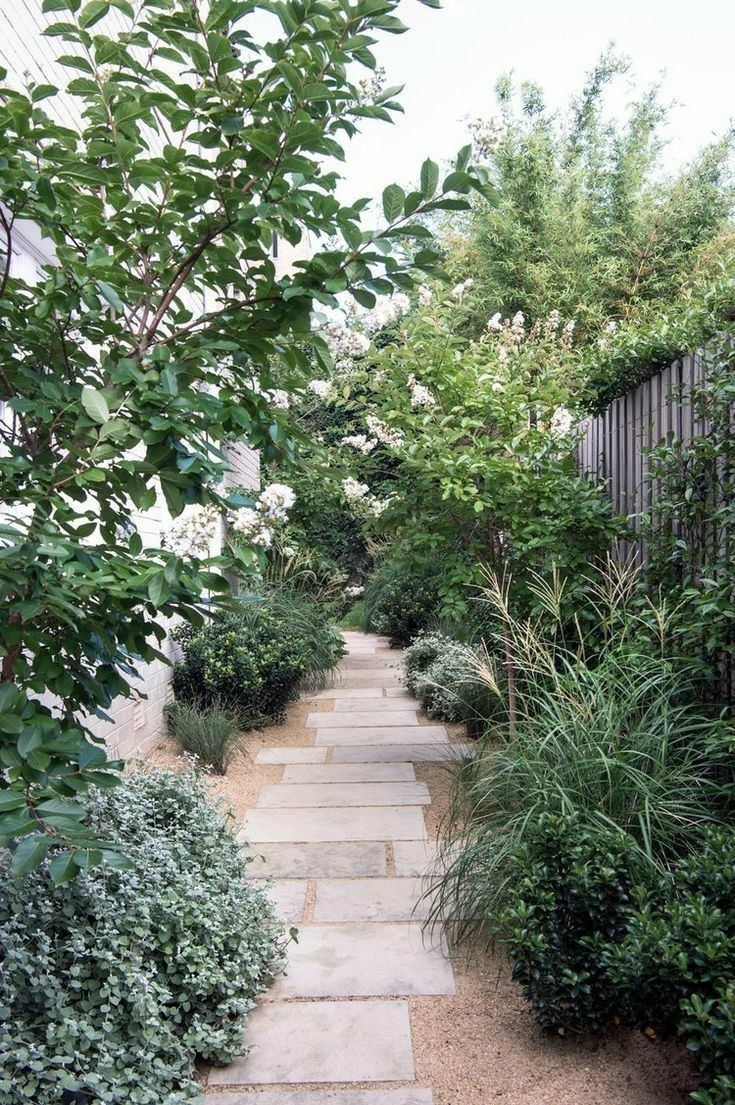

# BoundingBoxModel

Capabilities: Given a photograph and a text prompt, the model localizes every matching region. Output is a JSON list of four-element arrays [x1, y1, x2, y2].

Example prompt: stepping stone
[[256, 782, 430, 808], [338, 670, 404, 682], [338, 657, 402, 669], [244, 842, 387, 879], [206, 1000, 414, 1084], [274, 923, 455, 997], [282, 763, 415, 784], [332, 743, 471, 763], [307, 711, 418, 729], [393, 840, 441, 877], [315, 726, 447, 746], [385, 688, 415, 698], [311, 688, 385, 700], [204, 1090, 433, 1104], [252, 880, 307, 923], [242, 806, 427, 843], [333, 698, 419, 713], [255, 747, 327, 765], [313, 877, 428, 922]]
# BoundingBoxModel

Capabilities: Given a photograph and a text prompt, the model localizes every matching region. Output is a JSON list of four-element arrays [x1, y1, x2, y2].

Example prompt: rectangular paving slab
[[337, 673, 404, 687], [274, 923, 455, 997], [315, 726, 447, 747], [242, 806, 427, 843], [206, 999, 414, 1084], [255, 747, 327, 765], [332, 743, 472, 763], [281, 763, 415, 784], [313, 877, 428, 922], [393, 840, 441, 877], [256, 782, 430, 808], [311, 687, 385, 700], [244, 841, 387, 878], [204, 1091, 433, 1104], [307, 711, 418, 729], [338, 657, 402, 669], [251, 879, 307, 923], [333, 698, 420, 713]]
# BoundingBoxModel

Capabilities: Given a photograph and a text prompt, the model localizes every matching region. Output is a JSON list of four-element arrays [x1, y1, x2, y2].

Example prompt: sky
[[337, 0, 735, 203]]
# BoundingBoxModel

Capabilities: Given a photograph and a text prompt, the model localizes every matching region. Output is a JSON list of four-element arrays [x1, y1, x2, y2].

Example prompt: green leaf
[[420, 158, 439, 199], [81, 386, 110, 424], [12, 834, 50, 877], [79, 0, 111, 28], [48, 849, 78, 886], [96, 281, 123, 311], [147, 571, 169, 607], [382, 183, 405, 223], [0, 790, 25, 813], [36, 176, 57, 210], [42, 0, 80, 10], [0, 713, 24, 735]]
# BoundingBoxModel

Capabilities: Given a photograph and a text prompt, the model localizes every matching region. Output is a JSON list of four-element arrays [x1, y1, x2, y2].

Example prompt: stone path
[[203, 631, 470, 1105]]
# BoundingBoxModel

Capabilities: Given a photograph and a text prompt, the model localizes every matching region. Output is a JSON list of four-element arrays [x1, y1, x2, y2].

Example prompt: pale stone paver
[[281, 762, 415, 783], [333, 697, 421, 713], [203, 1091, 433, 1105], [313, 877, 428, 922], [307, 710, 418, 729], [255, 747, 327, 764], [207, 631, 457, 1101], [242, 806, 427, 842], [315, 725, 448, 746], [393, 840, 441, 877], [245, 841, 387, 879], [312, 687, 385, 700], [274, 923, 455, 997], [332, 742, 471, 763], [256, 781, 430, 808], [206, 1000, 415, 1084], [252, 879, 307, 923]]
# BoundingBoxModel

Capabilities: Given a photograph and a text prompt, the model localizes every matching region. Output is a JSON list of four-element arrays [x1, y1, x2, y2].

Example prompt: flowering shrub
[[0, 767, 284, 1103], [230, 483, 296, 551]]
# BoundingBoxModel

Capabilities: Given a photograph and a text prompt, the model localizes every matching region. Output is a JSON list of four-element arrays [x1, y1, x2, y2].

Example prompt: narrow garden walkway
[[203, 630, 470, 1104]]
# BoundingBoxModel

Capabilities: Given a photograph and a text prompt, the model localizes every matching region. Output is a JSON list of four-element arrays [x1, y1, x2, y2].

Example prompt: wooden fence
[[577, 353, 709, 559]]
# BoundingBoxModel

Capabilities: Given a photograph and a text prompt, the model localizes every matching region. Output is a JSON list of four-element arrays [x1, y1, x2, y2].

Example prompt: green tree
[[0, 0, 489, 875], [453, 51, 734, 341]]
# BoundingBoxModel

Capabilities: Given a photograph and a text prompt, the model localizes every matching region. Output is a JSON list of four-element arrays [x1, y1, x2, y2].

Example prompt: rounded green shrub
[[0, 767, 285, 1104], [363, 559, 440, 647]]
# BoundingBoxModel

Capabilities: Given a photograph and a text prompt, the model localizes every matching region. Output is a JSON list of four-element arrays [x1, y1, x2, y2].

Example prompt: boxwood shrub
[[0, 767, 285, 1104]]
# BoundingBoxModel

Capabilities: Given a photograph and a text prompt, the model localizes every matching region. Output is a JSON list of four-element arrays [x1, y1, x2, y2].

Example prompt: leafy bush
[[363, 558, 440, 646], [0, 767, 284, 1104], [404, 632, 454, 696], [165, 701, 243, 775], [173, 593, 343, 725], [500, 812, 640, 1034]]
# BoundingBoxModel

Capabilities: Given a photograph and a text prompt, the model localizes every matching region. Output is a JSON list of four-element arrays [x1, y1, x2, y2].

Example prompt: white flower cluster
[[367, 495, 391, 517], [408, 374, 436, 410], [365, 413, 404, 448], [345, 584, 364, 599], [342, 477, 370, 502], [451, 278, 474, 300], [163, 503, 221, 559], [358, 65, 386, 105], [366, 293, 411, 331], [550, 406, 574, 438], [418, 285, 433, 306], [597, 319, 618, 351], [341, 433, 378, 454], [324, 321, 371, 369], [467, 113, 506, 158], [230, 482, 296, 549], [308, 379, 333, 401], [249, 377, 293, 410]]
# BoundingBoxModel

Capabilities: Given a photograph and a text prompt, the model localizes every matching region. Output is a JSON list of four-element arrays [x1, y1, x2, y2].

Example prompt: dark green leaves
[[382, 183, 405, 223], [420, 158, 439, 199]]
